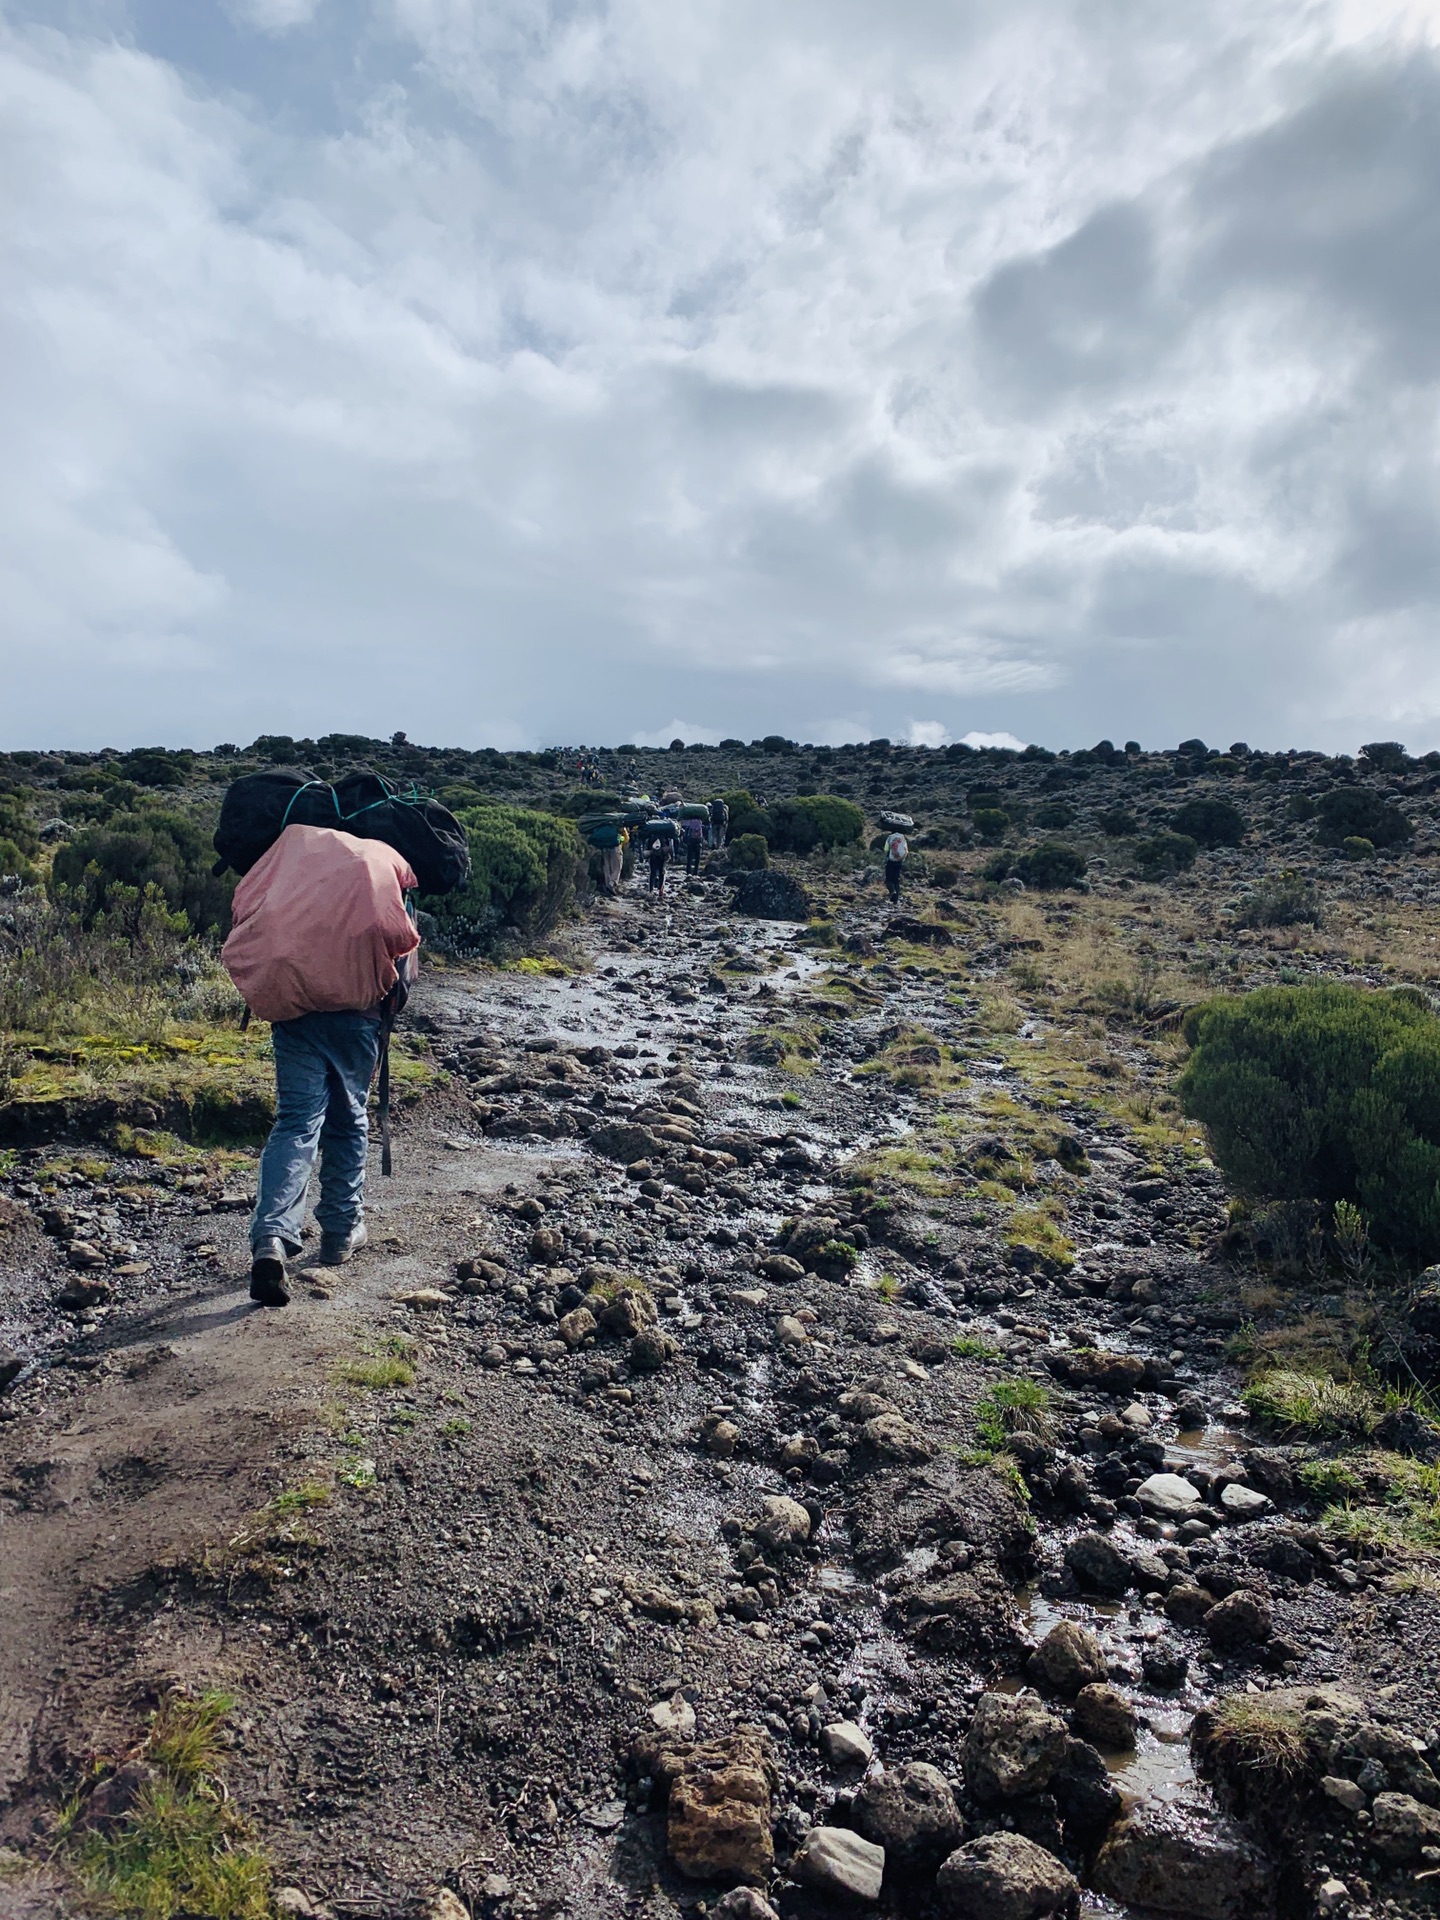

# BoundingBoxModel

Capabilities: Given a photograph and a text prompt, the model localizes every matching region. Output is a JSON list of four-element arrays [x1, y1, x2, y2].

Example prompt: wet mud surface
[[2, 879, 1439, 1920]]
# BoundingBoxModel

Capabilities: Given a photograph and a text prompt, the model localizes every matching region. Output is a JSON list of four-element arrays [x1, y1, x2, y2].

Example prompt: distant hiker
[[683, 815, 706, 875], [648, 836, 670, 894], [222, 825, 420, 1308], [883, 829, 909, 903], [601, 839, 624, 894], [708, 797, 729, 848]]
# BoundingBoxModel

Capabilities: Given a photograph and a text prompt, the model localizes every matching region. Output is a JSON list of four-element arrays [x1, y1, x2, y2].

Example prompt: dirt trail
[[1, 883, 1437, 1920]]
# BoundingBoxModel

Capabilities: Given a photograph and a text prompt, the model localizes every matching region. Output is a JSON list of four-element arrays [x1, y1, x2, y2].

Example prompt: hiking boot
[[249, 1239, 290, 1307], [318, 1222, 368, 1267]]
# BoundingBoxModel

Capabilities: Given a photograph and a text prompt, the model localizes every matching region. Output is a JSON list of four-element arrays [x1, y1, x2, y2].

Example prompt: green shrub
[[1286, 793, 1318, 822], [981, 853, 1013, 881], [721, 789, 773, 841], [0, 837, 37, 883], [1343, 836, 1374, 861], [1359, 741, 1408, 772], [1179, 983, 1440, 1259], [421, 804, 585, 952], [51, 811, 234, 937], [728, 833, 769, 871], [1173, 797, 1245, 847], [1014, 843, 1087, 890], [973, 808, 1009, 844], [1100, 808, 1138, 837], [1134, 831, 1198, 877], [1235, 874, 1323, 928], [1034, 802, 1075, 830], [553, 789, 624, 817], [766, 794, 864, 854], [118, 747, 195, 788], [1316, 789, 1411, 849]]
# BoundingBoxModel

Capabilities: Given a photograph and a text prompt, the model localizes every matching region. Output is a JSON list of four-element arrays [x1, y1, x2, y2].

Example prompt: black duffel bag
[[213, 769, 471, 895]]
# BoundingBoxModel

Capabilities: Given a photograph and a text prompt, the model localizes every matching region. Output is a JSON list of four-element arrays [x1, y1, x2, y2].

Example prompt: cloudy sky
[[5, 0, 1440, 754]]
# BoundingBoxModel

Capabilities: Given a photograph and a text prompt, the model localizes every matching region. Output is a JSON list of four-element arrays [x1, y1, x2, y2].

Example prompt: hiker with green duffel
[[708, 797, 729, 848]]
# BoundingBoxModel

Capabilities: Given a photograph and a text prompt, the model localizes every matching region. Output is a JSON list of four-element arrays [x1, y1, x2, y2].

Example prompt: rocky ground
[[3, 797, 1440, 1920]]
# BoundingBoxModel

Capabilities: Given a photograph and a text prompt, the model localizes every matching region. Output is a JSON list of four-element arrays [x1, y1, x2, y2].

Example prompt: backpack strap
[[377, 1003, 395, 1176]]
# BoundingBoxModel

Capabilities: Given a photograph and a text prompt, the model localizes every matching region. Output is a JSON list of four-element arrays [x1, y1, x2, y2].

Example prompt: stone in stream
[[791, 1826, 885, 1903], [731, 869, 810, 921], [1164, 1584, 1214, 1627], [935, 1831, 1077, 1920], [819, 1720, 873, 1767], [1092, 1797, 1275, 1920], [1028, 1619, 1107, 1695], [1065, 1531, 1132, 1597], [1135, 1472, 1202, 1520], [1073, 1682, 1138, 1748], [752, 1494, 812, 1553], [852, 1760, 964, 1870], [961, 1693, 1069, 1802], [1219, 1481, 1271, 1520]]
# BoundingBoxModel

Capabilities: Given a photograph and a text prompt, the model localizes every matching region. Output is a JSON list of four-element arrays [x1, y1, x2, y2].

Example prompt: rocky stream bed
[[1, 876, 1438, 1920]]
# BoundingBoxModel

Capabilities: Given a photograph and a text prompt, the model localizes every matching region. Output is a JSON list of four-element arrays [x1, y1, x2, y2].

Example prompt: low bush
[[1134, 831, 1198, 877], [1100, 808, 1138, 836], [727, 833, 769, 871], [1234, 874, 1323, 928], [1343, 836, 1374, 861], [1316, 789, 1411, 849], [1179, 982, 1440, 1260], [721, 789, 773, 841], [553, 789, 625, 817], [1034, 802, 1075, 829], [973, 808, 1009, 843], [766, 794, 864, 854], [1173, 797, 1245, 848], [1014, 842, 1087, 890], [52, 811, 234, 937], [1, 885, 217, 1040], [420, 804, 585, 953]]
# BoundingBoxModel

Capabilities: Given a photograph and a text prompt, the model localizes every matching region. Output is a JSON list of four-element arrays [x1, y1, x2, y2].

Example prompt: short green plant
[[1173, 797, 1245, 849], [953, 1334, 1004, 1361], [1315, 788, 1410, 850], [1179, 983, 1440, 1259], [336, 1354, 415, 1390], [266, 1482, 330, 1519], [1014, 843, 1087, 890], [1201, 1696, 1308, 1778], [1298, 1458, 1364, 1502], [727, 833, 769, 871], [1235, 874, 1323, 929], [1134, 831, 1198, 877], [1242, 1368, 1381, 1438], [62, 1692, 273, 1920], [975, 1377, 1055, 1452]]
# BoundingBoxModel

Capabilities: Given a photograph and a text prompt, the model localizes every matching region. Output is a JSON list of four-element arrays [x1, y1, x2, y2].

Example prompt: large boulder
[[1029, 1619, 1107, 1695], [791, 1826, 885, 1903], [852, 1761, 964, 1870], [732, 869, 810, 921], [935, 1832, 1077, 1920], [1135, 1473, 1203, 1521], [1092, 1798, 1275, 1920], [1369, 1792, 1440, 1862], [961, 1693, 1069, 1803]]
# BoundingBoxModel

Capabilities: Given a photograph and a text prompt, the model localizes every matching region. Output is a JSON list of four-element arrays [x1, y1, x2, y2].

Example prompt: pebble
[[819, 1720, 874, 1767], [792, 1825, 885, 1903]]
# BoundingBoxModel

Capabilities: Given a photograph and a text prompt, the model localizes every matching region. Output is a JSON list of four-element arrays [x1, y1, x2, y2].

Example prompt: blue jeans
[[251, 1011, 381, 1254]]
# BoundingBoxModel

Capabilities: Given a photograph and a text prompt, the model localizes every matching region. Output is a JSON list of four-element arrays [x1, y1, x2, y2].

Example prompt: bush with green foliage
[[973, 808, 1009, 844], [1358, 741, 1408, 772], [1235, 874, 1323, 929], [118, 747, 195, 788], [721, 789, 773, 841], [1034, 802, 1075, 829], [1134, 831, 1198, 876], [52, 812, 234, 937], [1099, 807, 1138, 837], [1172, 797, 1245, 848], [1014, 842, 1088, 889], [766, 794, 864, 854], [553, 789, 625, 817], [727, 833, 769, 871], [1179, 983, 1440, 1260], [1315, 788, 1411, 849], [420, 804, 585, 952], [1285, 792, 1318, 822], [1343, 836, 1374, 861]]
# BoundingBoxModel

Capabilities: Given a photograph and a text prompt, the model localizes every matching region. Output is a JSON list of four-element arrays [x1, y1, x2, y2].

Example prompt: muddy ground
[[1, 874, 1438, 1920]]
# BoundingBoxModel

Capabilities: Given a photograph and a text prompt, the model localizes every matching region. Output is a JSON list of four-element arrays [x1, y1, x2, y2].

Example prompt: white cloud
[[905, 719, 950, 748], [3, 2, 1440, 750], [633, 719, 724, 747], [961, 730, 1029, 751]]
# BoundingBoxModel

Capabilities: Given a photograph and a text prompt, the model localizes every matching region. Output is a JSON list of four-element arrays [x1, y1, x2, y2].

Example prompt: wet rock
[[1241, 1449, 1295, 1502], [1176, 1397, 1208, 1431], [1093, 1798, 1275, 1920], [792, 1826, 885, 1903], [630, 1326, 678, 1371], [962, 1693, 1069, 1802], [643, 1728, 778, 1884], [1220, 1482, 1271, 1520], [1053, 1349, 1148, 1394], [1052, 1734, 1123, 1845], [819, 1720, 873, 1768], [752, 1494, 812, 1554], [1029, 1619, 1107, 1695], [600, 1286, 658, 1337], [1369, 1792, 1440, 1861], [712, 1891, 780, 1920], [861, 1412, 934, 1462], [935, 1831, 1077, 1920], [1164, 1584, 1214, 1627], [1065, 1531, 1132, 1597], [732, 869, 810, 921], [1203, 1589, 1272, 1651], [1073, 1683, 1137, 1748], [1141, 1643, 1190, 1690], [590, 1123, 667, 1163], [1320, 1775, 1366, 1815], [852, 1760, 964, 1870], [1136, 1473, 1202, 1521]]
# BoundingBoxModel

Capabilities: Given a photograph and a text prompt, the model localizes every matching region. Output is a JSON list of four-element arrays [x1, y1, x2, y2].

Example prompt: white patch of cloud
[[3, 4, 1440, 749], [633, 720, 723, 748], [905, 719, 950, 748], [961, 730, 1029, 751]]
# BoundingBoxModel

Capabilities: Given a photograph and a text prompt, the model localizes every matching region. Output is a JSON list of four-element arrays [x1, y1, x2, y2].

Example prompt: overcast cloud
[[4, 0, 1440, 752]]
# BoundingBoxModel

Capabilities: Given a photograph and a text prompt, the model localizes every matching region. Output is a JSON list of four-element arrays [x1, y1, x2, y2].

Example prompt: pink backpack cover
[[223, 825, 420, 1024]]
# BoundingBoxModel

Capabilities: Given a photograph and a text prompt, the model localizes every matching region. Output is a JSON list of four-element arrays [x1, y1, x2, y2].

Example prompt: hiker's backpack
[[214, 768, 470, 895], [709, 798, 729, 825]]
